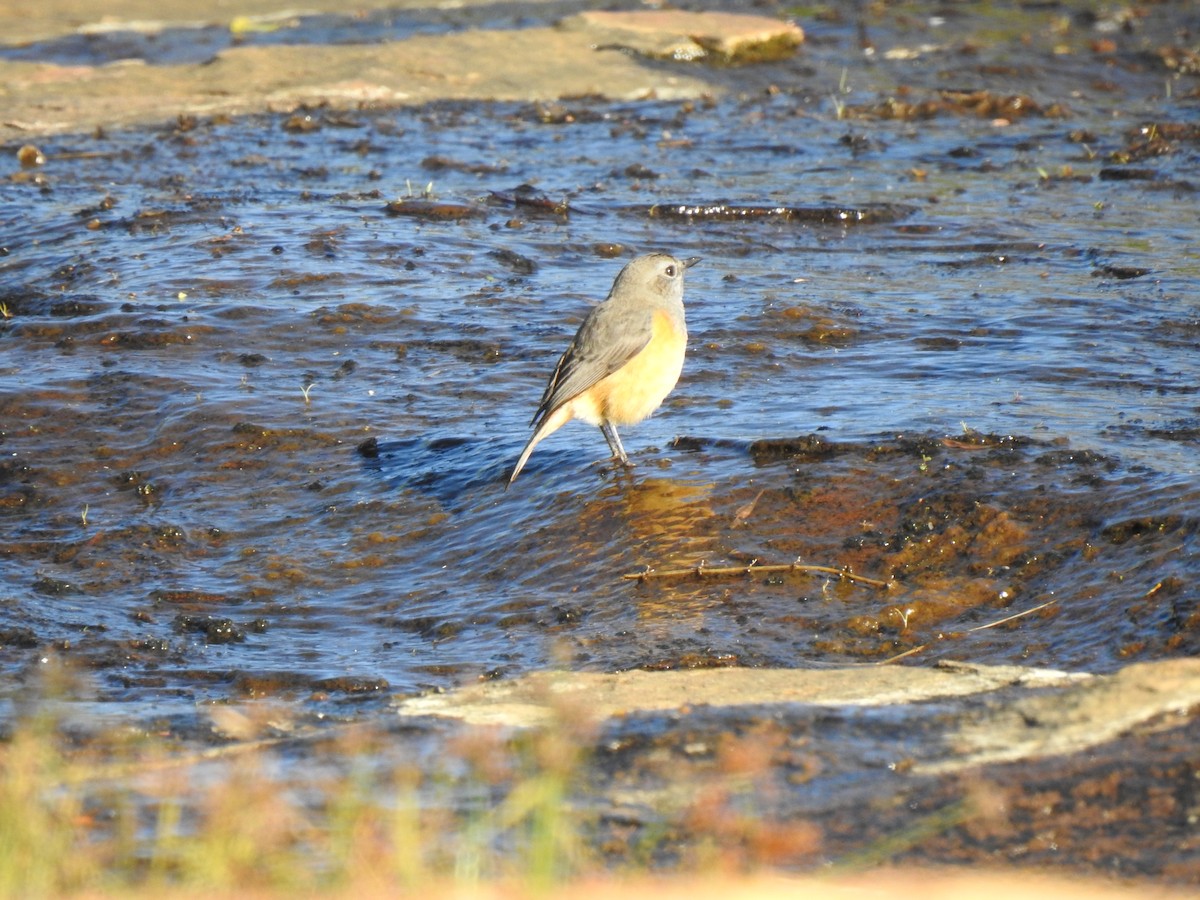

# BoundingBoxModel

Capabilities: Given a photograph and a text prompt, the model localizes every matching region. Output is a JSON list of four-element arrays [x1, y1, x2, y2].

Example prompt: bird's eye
[[665, 264, 677, 277]]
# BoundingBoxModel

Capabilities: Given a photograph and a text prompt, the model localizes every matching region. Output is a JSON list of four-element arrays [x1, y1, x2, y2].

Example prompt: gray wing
[[530, 302, 653, 428]]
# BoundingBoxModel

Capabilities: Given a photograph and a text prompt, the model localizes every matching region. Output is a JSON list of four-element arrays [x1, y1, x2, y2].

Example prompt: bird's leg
[[600, 421, 631, 466]]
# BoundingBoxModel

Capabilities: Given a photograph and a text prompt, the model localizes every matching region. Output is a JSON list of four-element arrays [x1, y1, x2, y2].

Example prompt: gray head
[[608, 253, 700, 307]]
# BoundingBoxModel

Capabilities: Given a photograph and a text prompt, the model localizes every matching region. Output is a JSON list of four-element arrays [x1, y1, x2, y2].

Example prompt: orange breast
[[590, 309, 687, 426]]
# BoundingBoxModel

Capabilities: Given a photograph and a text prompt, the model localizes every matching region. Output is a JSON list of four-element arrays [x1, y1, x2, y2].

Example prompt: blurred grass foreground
[[1, 665, 1193, 900], [0, 663, 829, 897], [2, 691, 587, 894]]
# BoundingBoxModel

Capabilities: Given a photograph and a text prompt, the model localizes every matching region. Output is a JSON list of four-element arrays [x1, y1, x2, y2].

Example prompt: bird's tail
[[506, 431, 544, 488], [506, 405, 572, 489]]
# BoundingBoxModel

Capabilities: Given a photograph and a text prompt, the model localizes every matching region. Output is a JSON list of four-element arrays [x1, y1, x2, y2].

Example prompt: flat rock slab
[[396, 658, 1200, 772], [395, 661, 1086, 727], [0, 2, 802, 140], [564, 10, 804, 63], [0, 27, 713, 139], [925, 657, 1200, 772], [0, 0, 487, 45]]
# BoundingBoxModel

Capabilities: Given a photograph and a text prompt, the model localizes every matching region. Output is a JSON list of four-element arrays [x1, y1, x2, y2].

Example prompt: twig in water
[[623, 559, 892, 590]]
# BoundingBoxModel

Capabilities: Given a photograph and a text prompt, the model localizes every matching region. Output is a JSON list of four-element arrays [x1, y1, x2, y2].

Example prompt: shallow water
[[2, 1, 1199, 725]]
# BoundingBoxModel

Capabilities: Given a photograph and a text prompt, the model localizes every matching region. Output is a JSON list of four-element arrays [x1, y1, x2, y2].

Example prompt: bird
[[507, 253, 698, 486]]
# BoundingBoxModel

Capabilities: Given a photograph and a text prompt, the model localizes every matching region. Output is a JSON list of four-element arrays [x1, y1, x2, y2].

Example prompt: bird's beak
[[683, 256, 701, 269]]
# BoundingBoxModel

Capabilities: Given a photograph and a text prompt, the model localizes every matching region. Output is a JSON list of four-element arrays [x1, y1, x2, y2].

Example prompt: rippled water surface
[[2, 1, 1199, 724]]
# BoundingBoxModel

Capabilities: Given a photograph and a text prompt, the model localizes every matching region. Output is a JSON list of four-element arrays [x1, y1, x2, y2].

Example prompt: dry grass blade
[[732, 489, 767, 526], [876, 599, 1059, 665]]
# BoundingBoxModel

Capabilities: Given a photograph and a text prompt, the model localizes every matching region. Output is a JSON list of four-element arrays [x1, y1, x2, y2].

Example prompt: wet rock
[[1033, 447, 1111, 468], [420, 154, 507, 174], [1098, 167, 1158, 181], [232, 671, 312, 698], [913, 335, 963, 351], [282, 112, 321, 133], [16, 144, 45, 167], [2, 292, 109, 318], [593, 242, 625, 258], [0, 626, 39, 649], [769, 306, 859, 344], [528, 100, 607, 125], [847, 90, 1059, 121], [1091, 263, 1151, 279], [97, 327, 204, 350], [173, 614, 245, 644], [33, 574, 77, 596], [563, 10, 804, 65], [312, 302, 397, 327], [50, 296, 109, 317], [488, 248, 537, 275], [420, 338, 503, 363], [384, 198, 485, 220], [1101, 515, 1189, 545], [1144, 420, 1200, 443], [487, 184, 570, 216], [126, 637, 170, 654], [391, 616, 464, 641], [311, 675, 390, 694], [1109, 122, 1200, 162], [622, 163, 660, 180], [642, 652, 740, 671], [151, 589, 236, 606], [748, 435, 837, 462]]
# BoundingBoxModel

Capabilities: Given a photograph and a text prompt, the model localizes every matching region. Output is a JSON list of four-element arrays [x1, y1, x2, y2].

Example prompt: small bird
[[507, 253, 698, 486]]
